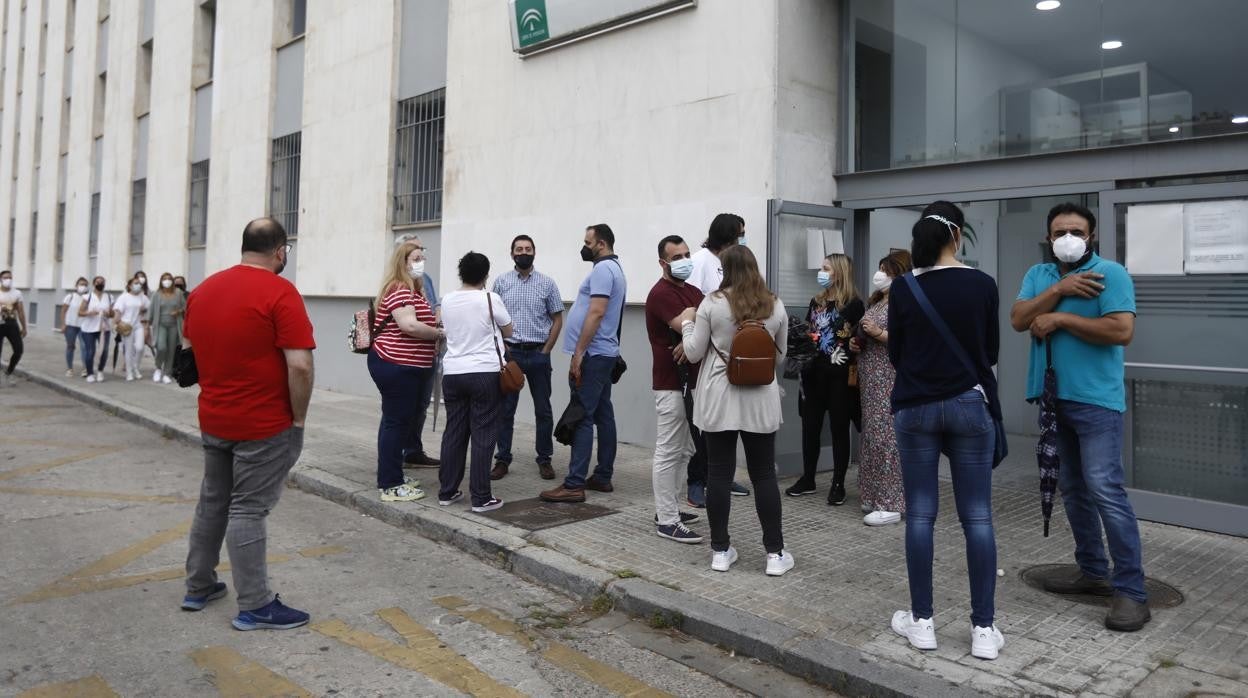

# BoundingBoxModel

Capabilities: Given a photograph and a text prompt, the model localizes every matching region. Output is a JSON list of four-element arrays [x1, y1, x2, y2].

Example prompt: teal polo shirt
[[1017, 254, 1136, 413]]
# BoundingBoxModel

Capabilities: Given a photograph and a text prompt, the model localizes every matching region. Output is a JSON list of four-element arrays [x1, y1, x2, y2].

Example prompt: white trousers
[[653, 390, 695, 526], [122, 325, 145, 375]]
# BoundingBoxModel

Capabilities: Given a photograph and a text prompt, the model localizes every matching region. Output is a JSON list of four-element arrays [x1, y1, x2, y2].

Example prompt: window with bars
[[187, 161, 208, 247], [129, 178, 145, 253], [88, 191, 100, 256], [6, 219, 14, 266], [55, 201, 64, 261], [29, 211, 36, 261], [393, 89, 444, 225], [270, 132, 300, 237]]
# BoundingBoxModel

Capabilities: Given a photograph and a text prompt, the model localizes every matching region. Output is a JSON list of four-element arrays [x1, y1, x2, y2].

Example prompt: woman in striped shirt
[[368, 240, 445, 502]]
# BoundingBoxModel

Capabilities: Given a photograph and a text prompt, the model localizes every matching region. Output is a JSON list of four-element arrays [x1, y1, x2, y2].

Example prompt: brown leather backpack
[[712, 320, 780, 386]]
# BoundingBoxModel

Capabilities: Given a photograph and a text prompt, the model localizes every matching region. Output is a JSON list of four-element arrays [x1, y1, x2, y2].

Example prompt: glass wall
[[847, 0, 1248, 171]]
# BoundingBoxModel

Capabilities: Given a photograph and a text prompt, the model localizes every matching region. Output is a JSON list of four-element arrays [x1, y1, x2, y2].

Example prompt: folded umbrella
[[783, 316, 817, 380], [1036, 339, 1060, 537], [554, 396, 586, 446]]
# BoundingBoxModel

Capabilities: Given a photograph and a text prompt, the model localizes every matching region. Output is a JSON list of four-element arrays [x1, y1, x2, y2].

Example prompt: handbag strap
[[901, 272, 981, 388], [485, 291, 505, 370]]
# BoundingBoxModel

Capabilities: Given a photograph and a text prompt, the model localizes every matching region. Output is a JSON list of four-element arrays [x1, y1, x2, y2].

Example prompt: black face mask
[[174, 284, 186, 292], [580, 245, 595, 262], [514, 254, 534, 270], [94, 282, 105, 291]]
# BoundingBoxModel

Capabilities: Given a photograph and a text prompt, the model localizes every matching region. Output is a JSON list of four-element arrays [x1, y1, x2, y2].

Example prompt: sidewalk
[[13, 333, 1248, 697]]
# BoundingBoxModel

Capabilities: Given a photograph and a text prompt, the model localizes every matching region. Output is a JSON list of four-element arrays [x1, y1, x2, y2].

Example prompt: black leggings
[[704, 430, 784, 554], [0, 319, 22, 375], [800, 358, 855, 484]]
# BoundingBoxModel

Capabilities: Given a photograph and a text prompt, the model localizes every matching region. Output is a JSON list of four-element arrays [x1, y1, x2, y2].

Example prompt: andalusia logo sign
[[516, 0, 550, 48]]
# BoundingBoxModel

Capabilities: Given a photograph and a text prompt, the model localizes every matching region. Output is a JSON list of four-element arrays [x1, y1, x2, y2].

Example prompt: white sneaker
[[134, 371, 142, 380], [66, 369, 74, 377], [710, 546, 738, 572], [126, 373, 135, 382], [153, 369, 163, 382], [380, 485, 425, 502], [86, 374, 96, 383], [95, 373, 105, 383], [970, 624, 1005, 660], [765, 550, 795, 576], [80, 370, 89, 378], [891, 610, 937, 650], [161, 376, 172, 384], [5, 374, 16, 387], [403, 475, 421, 488], [864, 511, 902, 526]]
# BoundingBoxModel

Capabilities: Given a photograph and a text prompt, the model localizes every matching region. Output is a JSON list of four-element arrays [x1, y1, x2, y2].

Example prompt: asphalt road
[[0, 380, 830, 697]]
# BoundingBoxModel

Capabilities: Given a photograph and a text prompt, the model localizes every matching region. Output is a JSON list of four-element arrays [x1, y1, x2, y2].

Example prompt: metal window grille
[[129, 178, 145, 253], [270, 133, 300, 237], [7, 219, 15, 265], [28, 211, 36, 261], [187, 161, 208, 247], [88, 192, 100, 256], [393, 89, 445, 225], [55, 201, 64, 261]]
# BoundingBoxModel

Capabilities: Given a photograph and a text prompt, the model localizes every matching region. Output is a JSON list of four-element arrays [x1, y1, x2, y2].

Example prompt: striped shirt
[[372, 284, 437, 367], [492, 268, 563, 344]]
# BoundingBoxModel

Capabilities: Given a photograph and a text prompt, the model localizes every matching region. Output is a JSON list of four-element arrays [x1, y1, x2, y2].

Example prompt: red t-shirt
[[184, 265, 316, 441], [644, 277, 704, 391], [372, 284, 436, 367]]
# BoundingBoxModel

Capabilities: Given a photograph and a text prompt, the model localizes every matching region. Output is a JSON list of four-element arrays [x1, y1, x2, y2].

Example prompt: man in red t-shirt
[[181, 217, 317, 631], [644, 235, 709, 544]]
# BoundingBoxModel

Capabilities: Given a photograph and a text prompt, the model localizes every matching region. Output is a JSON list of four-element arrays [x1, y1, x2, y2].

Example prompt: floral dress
[[857, 299, 905, 513]]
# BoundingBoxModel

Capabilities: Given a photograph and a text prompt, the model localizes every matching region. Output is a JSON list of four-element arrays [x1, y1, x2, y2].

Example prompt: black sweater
[[887, 267, 1001, 419]]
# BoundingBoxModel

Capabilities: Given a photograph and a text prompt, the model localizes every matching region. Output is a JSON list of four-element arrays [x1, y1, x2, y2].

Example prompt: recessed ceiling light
[[1036, 1, 1061, 10], [1101, 40, 1123, 50], [1168, 126, 1180, 133], [1233, 116, 1248, 124]]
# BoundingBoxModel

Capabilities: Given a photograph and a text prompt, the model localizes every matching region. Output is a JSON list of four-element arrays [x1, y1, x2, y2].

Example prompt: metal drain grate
[[473, 497, 619, 531], [1020, 564, 1184, 608]]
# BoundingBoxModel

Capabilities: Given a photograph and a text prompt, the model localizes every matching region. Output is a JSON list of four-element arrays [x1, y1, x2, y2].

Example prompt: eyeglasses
[[282, 243, 294, 255]]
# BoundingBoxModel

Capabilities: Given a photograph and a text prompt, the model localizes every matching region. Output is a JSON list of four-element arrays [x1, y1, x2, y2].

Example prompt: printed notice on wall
[[1126, 203, 1185, 275], [1184, 200, 1248, 274]]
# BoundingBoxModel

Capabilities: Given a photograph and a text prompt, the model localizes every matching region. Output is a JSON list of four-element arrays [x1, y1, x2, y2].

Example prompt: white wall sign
[[1126, 203, 1185, 275], [1184, 200, 1248, 274]]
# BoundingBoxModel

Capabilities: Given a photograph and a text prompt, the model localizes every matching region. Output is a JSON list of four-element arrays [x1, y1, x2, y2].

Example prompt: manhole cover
[[1020, 564, 1184, 608], [474, 497, 619, 531]]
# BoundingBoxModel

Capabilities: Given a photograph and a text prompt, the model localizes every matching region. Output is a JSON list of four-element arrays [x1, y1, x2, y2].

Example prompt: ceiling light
[[1101, 40, 1123, 50], [1233, 116, 1248, 125], [1036, 1, 1061, 10], [1168, 126, 1180, 133]]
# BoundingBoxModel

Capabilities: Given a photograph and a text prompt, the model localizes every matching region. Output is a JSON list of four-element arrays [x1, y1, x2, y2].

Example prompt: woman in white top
[[680, 245, 793, 577], [78, 276, 112, 382], [112, 276, 151, 381], [437, 252, 514, 514], [60, 277, 90, 377], [0, 269, 26, 386]]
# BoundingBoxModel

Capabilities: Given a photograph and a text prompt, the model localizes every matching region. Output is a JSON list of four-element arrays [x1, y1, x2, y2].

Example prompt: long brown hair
[[815, 253, 859, 310], [715, 245, 775, 322], [375, 241, 425, 310], [868, 249, 912, 306]]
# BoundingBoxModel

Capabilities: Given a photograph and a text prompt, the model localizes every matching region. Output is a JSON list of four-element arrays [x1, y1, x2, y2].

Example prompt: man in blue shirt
[[491, 234, 564, 482], [1011, 202, 1149, 632], [540, 224, 627, 503]]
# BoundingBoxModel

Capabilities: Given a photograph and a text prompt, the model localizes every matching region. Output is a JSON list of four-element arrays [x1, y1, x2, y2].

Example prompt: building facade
[[2, 0, 1244, 535]]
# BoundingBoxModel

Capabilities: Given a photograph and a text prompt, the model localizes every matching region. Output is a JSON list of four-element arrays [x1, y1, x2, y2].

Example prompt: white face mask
[[161, 279, 173, 289], [408, 260, 425, 277], [872, 271, 892, 291], [77, 284, 88, 294], [0, 278, 11, 289], [130, 283, 143, 293], [1052, 234, 1088, 264], [816, 270, 832, 288], [668, 257, 694, 280]]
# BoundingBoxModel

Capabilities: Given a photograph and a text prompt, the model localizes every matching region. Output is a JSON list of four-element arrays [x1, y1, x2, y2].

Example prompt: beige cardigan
[[681, 292, 788, 434]]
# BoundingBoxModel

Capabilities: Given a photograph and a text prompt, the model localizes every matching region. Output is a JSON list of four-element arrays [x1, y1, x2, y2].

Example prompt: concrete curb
[[19, 366, 981, 697]]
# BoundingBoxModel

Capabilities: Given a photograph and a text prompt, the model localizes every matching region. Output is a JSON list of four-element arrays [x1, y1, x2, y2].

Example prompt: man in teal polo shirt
[[1010, 202, 1149, 632]]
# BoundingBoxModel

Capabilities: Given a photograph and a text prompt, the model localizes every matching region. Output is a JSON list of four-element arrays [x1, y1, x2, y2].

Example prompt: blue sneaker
[[231, 595, 310, 631], [181, 582, 228, 612], [686, 482, 706, 508], [731, 481, 751, 497]]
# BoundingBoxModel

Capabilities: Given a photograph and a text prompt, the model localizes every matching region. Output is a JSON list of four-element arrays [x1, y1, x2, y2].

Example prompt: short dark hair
[[510, 235, 535, 253], [241, 217, 288, 254], [704, 213, 744, 252], [458, 251, 490, 286], [657, 235, 685, 260], [911, 200, 966, 268], [587, 224, 614, 248], [0, 269, 10, 278], [1047, 202, 1096, 234]]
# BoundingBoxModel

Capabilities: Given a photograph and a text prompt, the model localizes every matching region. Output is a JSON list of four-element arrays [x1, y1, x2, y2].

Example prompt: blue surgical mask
[[738, 236, 747, 247], [816, 270, 832, 288], [668, 258, 694, 280]]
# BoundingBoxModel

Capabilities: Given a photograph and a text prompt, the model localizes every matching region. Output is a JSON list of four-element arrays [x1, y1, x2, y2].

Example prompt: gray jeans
[[184, 426, 304, 611]]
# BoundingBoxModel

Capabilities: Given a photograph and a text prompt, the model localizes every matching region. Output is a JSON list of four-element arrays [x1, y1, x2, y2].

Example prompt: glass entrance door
[[766, 201, 855, 476]]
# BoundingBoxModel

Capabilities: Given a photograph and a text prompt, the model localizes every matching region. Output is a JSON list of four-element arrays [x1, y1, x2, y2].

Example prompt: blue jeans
[[368, 351, 433, 490], [404, 355, 438, 460], [895, 390, 997, 627], [64, 326, 86, 370], [1055, 400, 1146, 603], [564, 354, 617, 489], [495, 348, 554, 466], [81, 331, 99, 377]]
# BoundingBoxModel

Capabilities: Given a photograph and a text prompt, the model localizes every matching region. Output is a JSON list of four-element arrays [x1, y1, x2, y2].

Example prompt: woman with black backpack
[[678, 245, 792, 577]]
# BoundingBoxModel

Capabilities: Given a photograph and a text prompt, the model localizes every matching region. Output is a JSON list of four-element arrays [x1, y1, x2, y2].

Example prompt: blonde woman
[[786, 253, 864, 505], [367, 240, 444, 502], [679, 245, 792, 576]]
